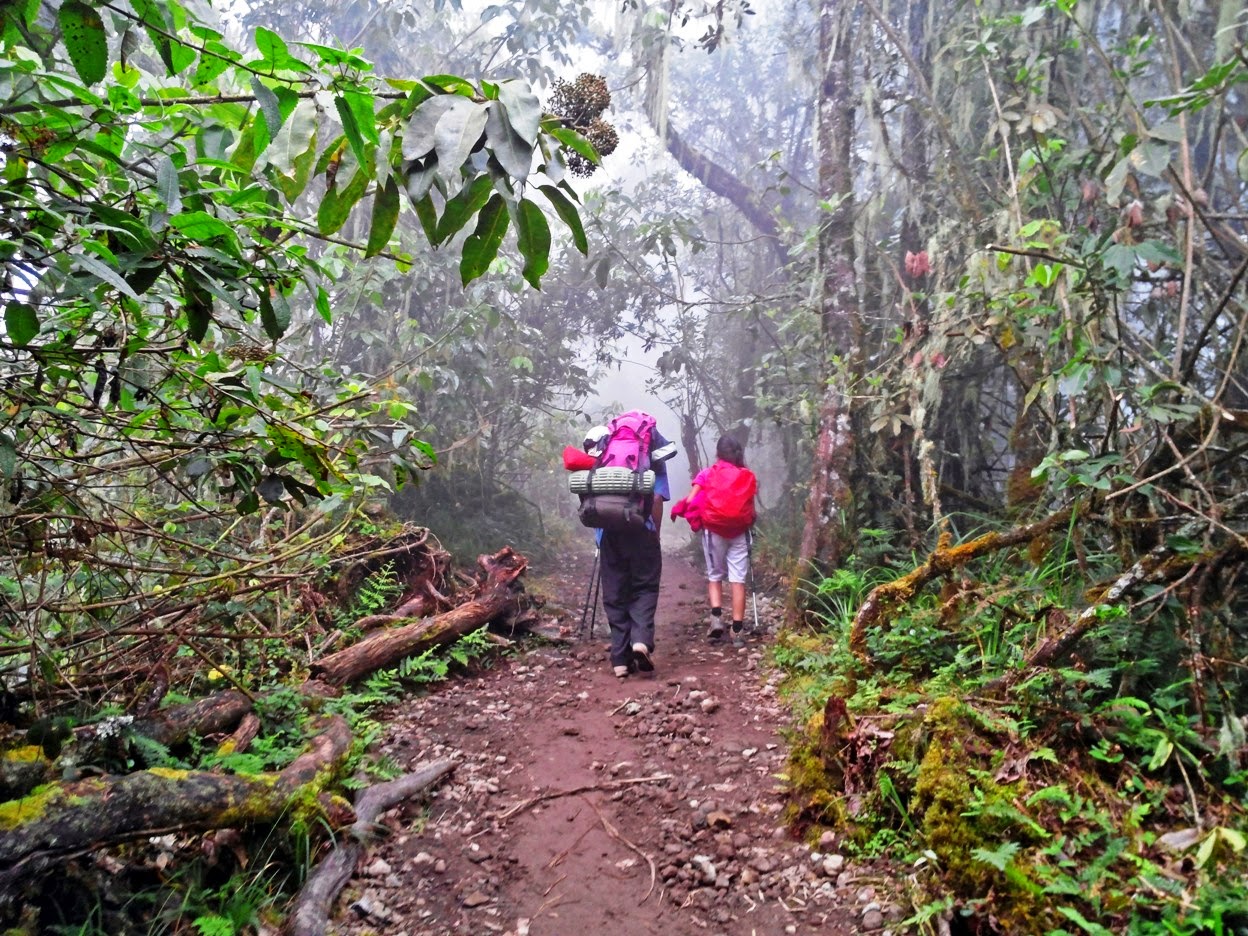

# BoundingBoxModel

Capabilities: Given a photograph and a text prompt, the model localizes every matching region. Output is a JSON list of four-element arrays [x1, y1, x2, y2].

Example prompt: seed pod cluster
[[547, 73, 617, 177]]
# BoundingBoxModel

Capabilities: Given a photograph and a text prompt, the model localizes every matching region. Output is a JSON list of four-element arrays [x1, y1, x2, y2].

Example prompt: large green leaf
[[497, 80, 540, 145], [548, 127, 599, 167], [156, 155, 182, 214], [433, 97, 488, 180], [251, 77, 283, 142], [538, 184, 587, 255], [433, 174, 493, 246], [366, 177, 400, 258], [515, 197, 551, 289], [58, 0, 107, 86], [317, 168, 370, 235], [269, 101, 318, 197], [335, 94, 367, 165], [170, 211, 239, 252], [259, 289, 290, 340], [183, 270, 214, 342], [485, 102, 532, 182], [460, 193, 509, 285], [75, 254, 140, 299], [402, 95, 457, 161], [4, 302, 39, 347]]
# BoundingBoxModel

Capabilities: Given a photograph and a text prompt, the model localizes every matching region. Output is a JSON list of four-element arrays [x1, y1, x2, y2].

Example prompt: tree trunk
[[310, 548, 527, 687], [0, 716, 352, 900], [798, 0, 861, 572]]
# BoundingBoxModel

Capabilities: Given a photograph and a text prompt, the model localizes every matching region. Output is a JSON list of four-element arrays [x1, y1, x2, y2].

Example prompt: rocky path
[[332, 548, 903, 935]]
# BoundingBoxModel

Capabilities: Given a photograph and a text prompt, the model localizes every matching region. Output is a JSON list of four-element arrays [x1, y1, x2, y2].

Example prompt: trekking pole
[[748, 529, 760, 634], [589, 557, 602, 639], [578, 546, 599, 639]]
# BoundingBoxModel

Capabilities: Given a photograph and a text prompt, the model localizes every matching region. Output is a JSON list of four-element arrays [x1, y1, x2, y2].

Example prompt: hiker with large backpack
[[670, 435, 758, 647], [565, 411, 676, 678]]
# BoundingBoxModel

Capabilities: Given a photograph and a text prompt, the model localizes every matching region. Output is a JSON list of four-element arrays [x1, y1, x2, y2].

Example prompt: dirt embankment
[[330, 549, 906, 936]]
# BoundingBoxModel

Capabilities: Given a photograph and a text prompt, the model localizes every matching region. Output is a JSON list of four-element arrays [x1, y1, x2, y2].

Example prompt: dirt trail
[[334, 548, 901, 936]]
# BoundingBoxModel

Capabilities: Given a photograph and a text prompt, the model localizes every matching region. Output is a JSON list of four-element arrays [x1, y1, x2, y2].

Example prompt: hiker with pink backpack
[[670, 435, 759, 647], [566, 411, 677, 678]]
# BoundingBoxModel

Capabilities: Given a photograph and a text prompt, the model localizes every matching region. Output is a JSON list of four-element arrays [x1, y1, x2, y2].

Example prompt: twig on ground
[[584, 796, 658, 902], [493, 773, 671, 821], [609, 697, 633, 715]]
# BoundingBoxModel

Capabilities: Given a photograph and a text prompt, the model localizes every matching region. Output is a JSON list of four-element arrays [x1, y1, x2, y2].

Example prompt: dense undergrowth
[[5, 554, 503, 936], [775, 524, 1248, 935]]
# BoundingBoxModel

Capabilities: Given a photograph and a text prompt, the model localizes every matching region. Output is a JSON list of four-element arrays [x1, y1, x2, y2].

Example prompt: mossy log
[[849, 505, 1075, 658], [284, 758, 456, 936], [0, 748, 53, 803], [0, 715, 351, 900], [311, 547, 528, 687]]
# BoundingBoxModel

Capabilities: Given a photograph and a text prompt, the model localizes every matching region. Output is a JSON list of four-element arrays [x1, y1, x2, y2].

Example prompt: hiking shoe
[[731, 625, 746, 648], [707, 620, 725, 642], [632, 643, 654, 672], [614, 664, 630, 679]]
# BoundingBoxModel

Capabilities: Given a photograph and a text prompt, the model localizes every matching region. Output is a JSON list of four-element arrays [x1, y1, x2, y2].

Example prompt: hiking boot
[[731, 624, 746, 648], [614, 664, 630, 679], [707, 616, 725, 642], [632, 643, 654, 672]]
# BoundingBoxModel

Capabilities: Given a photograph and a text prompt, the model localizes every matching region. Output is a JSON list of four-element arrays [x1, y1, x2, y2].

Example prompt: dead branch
[[849, 505, 1076, 656], [494, 774, 673, 822], [284, 758, 456, 936], [310, 548, 528, 687], [584, 796, 657, 902]]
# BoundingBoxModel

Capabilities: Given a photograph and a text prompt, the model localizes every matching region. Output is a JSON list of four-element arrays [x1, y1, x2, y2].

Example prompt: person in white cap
[[582, 415, 675, 678]]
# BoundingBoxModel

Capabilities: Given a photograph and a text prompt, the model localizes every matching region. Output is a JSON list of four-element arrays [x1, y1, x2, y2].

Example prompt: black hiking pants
[[599, 527, 662, 668]]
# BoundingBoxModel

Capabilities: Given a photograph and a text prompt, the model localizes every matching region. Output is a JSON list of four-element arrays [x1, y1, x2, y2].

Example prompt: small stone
[[350, 893, 392, 921], [700, 698, 720, 714], [433, 859, 447, 873], [822, 854, 845, 876], [819, 830, 837, 849], [624, 702, 642, 716], [364, 858, 392, 877], [862, 909, 885, 930], [706, 810, 733, 829], [411, 851, 436, 868], [691, 854, 717, 883], [858, 885, 877, 903], [461, 890, 492, 908]]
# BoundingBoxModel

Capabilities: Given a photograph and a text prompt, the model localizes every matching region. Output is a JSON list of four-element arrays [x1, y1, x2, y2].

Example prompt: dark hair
[[716, 435, 745, 467]]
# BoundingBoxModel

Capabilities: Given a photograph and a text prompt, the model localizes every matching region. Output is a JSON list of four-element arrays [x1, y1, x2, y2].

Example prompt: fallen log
[[849, 505, 1075, 658], [0, 716, 352, 901], [0, 747, 52, 803], [311, 548, 528, 687], [284, 758, 456, 936]]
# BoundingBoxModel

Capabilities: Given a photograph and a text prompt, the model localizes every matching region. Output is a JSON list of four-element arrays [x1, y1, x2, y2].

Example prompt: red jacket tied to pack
[[697, 461, 757, 538]]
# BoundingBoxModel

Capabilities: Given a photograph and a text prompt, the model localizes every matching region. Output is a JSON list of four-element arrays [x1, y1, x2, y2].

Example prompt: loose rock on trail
[[332, 548, 902, 935]]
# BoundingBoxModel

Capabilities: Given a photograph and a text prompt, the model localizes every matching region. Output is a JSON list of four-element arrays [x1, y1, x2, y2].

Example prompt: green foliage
[[776, 522, 1248, 933], [0, 0, 595, 722]]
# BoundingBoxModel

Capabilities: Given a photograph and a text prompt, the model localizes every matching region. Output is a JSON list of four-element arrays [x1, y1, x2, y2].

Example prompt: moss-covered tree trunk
[[799, 0, 862, 573], [0, 716, 352, 900]]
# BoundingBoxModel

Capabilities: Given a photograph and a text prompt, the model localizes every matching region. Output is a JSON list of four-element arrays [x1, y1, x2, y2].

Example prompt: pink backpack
[[577, 411, 658, 532], [597, 411, 656, 472]]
